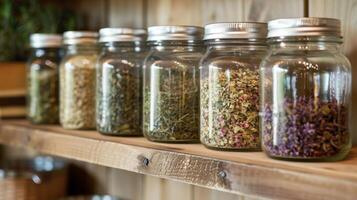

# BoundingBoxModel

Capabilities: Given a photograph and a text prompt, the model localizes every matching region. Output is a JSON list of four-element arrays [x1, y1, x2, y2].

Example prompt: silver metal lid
[[268, 17, 341, 38], [204, 22, 267, 40], [63, 31, 98, 45], [147, 26, 204, 41], [30, 33, 62, 48], [99, 28, 147, 42]]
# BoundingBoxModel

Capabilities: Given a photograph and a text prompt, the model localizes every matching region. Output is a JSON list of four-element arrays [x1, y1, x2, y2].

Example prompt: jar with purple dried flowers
[[260, 18, 352, 161], [200, 22, 267, 151]]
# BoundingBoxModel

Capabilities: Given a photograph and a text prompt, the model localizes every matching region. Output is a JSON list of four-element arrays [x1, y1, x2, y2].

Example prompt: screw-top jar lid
[[204, 22, 267, 40], [63, 31, 98, 45], [268, 17, 341, 38], [30, 33, 62, 48], [99, 28, 147, 42], [147, 26, 204, 41]]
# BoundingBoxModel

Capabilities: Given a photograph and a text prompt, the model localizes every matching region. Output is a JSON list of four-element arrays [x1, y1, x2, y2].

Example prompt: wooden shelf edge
[[0, 120, 357, 200]]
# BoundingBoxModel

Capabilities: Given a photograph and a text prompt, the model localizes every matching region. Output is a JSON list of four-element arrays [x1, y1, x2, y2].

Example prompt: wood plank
[[0, 121, 356, 199], [142, 176, 164, 200], [193, 186, 243, 200], [309, 0, 357, 145], [107, 169, 144, 200], [0, 106, 26, 118], [160, 179, 194, 200], [0, 62, 26, 91], [108, 0, 146, 28], [146, 0, 304, 26], [70, 0, 108, 30], [243, 0, 305, 21]]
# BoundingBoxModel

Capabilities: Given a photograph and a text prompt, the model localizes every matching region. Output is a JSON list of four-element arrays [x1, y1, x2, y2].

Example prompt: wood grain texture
[[0, 62, 26, 91], [0, 120, 357, 200], [309, 0, 357, 145], [70, 0, 108, 30], [107, 169, 144, 200], [108, 0, 145, 28], [146, 0, 304, 26], [193, 186, 244, 200]]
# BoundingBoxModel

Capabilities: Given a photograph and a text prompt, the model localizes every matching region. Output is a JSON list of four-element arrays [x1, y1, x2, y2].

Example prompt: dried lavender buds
[[60, 55, 97, 129], [27, 68, 59, 124], [97, 64, 142, 135], [143, 63, 200, 142], [262, 97, 350, 159], [200, 67, 260, 150]]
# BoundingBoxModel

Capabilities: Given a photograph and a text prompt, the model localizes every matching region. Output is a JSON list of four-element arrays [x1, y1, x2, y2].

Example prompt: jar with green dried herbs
[[96, 28, 147, 136], [143, 26, 204, 143], [27, 34, 62, 124], [200, 23, 267, 151], [260, 18, 351, 161], [60, 31, 98, 130]]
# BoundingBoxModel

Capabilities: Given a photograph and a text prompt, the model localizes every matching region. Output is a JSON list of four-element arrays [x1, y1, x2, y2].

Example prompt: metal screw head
[[218, 171, 227, 179], [143, 158, 150, 166]]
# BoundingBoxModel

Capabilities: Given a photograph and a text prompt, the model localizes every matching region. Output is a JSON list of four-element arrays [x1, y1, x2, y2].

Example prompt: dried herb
[[96, 64, 142, 135], [27, 67, 59, 124], [60, 55, 97, 129], [143, 62, 200, 142], [200, 67, 260, 150], [262, 97, 350, 159]]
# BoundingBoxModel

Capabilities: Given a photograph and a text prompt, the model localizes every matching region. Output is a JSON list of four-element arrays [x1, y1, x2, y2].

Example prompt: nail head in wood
[[218, 171, 227, 179], [143, 158, 150, 166]]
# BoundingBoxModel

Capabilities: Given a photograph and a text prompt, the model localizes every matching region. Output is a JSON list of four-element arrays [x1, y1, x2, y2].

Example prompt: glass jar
[[60, 31, 98, 130], [143, 26, 204, 143], [27, 34, 62, 124], [260, 18, 351, 161], [200, 23, 267, 151], [96, 28, 147, 136]]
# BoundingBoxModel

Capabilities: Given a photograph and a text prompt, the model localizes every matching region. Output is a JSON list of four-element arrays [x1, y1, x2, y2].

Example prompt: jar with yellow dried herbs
[[59, 31, 98, 130], [200, 22, 267, 151]]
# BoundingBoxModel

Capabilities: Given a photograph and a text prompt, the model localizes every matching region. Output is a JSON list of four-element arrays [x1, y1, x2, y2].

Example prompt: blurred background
[[0, 0, 356, 200]]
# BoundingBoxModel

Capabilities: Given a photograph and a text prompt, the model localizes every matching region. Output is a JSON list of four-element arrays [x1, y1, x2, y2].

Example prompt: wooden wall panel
[[107, 170, 144, 200], [243, 0, 305, 21], [109, 0, 146, 28], [146, 0, 304, 26], [193, 186, 244, 200], [69, 0, 108, 30], [309, 0, 357, 144]]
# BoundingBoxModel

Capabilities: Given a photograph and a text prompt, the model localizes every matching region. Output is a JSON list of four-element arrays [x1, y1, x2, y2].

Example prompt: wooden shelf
[[0, 120, 357, 200]]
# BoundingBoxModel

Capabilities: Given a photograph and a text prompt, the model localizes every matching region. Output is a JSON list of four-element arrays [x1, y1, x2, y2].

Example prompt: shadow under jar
[[27, 34, 62, 124], [96, 28, 147, 136], [260, 18, 352, 161], [143, 26, 205, 143], [60, 31, 98, 130], [200, 22, 267, 151]]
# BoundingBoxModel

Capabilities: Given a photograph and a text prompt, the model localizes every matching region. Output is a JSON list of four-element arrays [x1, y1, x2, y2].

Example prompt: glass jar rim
[[147, 40, 204, 46], [205, 38, 267, 45], [267, 35, 343, 44]]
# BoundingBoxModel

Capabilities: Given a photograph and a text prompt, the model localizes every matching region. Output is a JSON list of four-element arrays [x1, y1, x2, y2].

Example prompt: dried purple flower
[[262, 97, 350, 159]]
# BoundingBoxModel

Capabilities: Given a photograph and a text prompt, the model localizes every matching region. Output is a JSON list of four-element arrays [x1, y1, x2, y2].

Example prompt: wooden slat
[[146, 0, 304, 26], [0, 106, 26, 118], [107, 169, 144, 200], [0, 120, 356, 200], [108, 0, 146, 28], [70, 0, 108, 30], [0, 62, 26, 91], [193, 186, 244, 200], [308, 0, 357, 145]]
